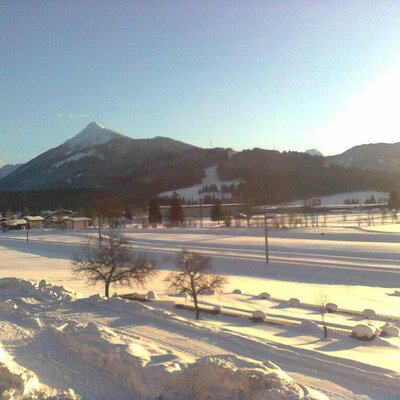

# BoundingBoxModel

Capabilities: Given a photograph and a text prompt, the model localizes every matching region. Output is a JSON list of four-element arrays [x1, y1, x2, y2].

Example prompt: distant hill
[[0, 122, 194, 191], [217, 148, 396, 204], [326, 142, 400, 173]]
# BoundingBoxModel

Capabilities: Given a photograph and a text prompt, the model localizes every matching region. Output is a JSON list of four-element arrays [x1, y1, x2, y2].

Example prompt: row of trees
[[148, 196, 228, 227], [148, 196, 184, 227], [72, 234, 226, 319]]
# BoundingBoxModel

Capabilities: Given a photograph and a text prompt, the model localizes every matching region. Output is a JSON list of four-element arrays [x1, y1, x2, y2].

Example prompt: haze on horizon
[[1, 0, 400, 165]]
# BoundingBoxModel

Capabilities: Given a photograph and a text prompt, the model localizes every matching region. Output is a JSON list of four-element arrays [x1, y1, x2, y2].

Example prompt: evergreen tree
[[388, 190, 400, 211], [148, 198, 162, 226], [168, 195, 184, 226], [210, 199, 223, 223]]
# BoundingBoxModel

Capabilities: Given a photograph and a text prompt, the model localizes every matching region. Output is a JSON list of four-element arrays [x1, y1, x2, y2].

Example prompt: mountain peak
[[86, 121, 104, 129], [63, 122, 123, 151]]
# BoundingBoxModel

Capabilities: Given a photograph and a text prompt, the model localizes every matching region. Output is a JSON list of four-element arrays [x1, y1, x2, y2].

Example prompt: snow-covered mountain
[[0, 122, 195, 190], [326, 142, 400, 173], [0, 163, 23, 180]]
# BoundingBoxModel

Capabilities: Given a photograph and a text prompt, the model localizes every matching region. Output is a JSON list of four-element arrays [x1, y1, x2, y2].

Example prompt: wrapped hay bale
[[288, 298, 300, 307], [326, 303, 338, 313], [352, 324, 379, 340], [252, 310, 267, 322], [362, 309, 376, 319]]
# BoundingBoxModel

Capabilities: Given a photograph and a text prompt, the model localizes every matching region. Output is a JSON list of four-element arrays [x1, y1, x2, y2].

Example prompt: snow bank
[[55, 322, 327, 400], [0, 278, 77, 303], [0, 343, 77, 400]]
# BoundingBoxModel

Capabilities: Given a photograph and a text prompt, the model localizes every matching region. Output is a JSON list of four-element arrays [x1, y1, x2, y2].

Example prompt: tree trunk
[[105, 280, 111, 298], [193, 292, 200, 320]]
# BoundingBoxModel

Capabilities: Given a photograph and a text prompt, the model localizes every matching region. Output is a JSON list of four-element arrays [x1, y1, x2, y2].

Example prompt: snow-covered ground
[[1, 226, 400, 399], [160, 165, 241, 200], [291, 191, 388, 206]]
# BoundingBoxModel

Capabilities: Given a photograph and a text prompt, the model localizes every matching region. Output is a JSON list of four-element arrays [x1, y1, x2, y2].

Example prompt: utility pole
[[26, 226, 29, 243], [98, 214, 102, 245], [199, 196, 203, 228], [264, 209, 269, 265]]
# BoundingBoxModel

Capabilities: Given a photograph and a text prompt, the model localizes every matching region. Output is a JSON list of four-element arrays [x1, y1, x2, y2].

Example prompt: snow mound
[[259, 292, 271, 300], [0, 343, 77, 400], [56, 321, 326, 399], [0, 278, 77, 303]]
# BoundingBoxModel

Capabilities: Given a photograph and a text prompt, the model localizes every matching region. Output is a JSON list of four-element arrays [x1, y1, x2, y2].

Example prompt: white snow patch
[[160, 165, 241, 200], [52, 149, 104, 168]]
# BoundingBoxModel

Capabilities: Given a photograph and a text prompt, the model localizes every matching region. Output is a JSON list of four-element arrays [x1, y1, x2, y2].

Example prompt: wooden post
[[264, 210, 269, 265], [98, 214, 102, 245]]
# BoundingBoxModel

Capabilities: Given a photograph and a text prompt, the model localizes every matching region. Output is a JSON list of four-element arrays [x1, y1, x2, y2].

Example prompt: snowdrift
[[0, 343, 77, 400], [56, 320, 326, 400], [0, 278, 77, 303]]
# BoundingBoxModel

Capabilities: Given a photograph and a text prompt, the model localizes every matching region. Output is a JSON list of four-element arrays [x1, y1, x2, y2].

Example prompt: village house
[[6, 219, 28, 231], [65, 217, 92, 230], [24, 216, 45, 229]]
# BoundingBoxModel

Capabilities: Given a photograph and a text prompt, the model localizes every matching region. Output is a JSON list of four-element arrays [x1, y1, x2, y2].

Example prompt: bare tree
[[316, 291, 329, 339], [165, 249, 227, 320], [71, 234, 156, 298]]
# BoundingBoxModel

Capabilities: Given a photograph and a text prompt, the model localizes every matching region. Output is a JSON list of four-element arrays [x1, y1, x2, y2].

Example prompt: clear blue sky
[[1, 1, 400, 164]]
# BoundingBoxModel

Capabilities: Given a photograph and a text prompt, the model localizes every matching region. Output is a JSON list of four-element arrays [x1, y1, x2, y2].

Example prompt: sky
[[1, 1, 400, 165]]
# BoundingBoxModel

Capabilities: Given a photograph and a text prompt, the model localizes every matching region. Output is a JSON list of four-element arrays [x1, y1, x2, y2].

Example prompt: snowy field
[[1, 226, 400, 399], [291, 191, 388, 206]]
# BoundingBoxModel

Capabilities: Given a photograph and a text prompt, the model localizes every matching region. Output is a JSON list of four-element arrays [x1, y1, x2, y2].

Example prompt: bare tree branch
[[71, 233, 157, 297], [165, 249, 227, 319]]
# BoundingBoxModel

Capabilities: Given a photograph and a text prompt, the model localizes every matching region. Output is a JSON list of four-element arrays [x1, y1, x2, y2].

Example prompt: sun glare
[[320, 60, 400, 152]]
